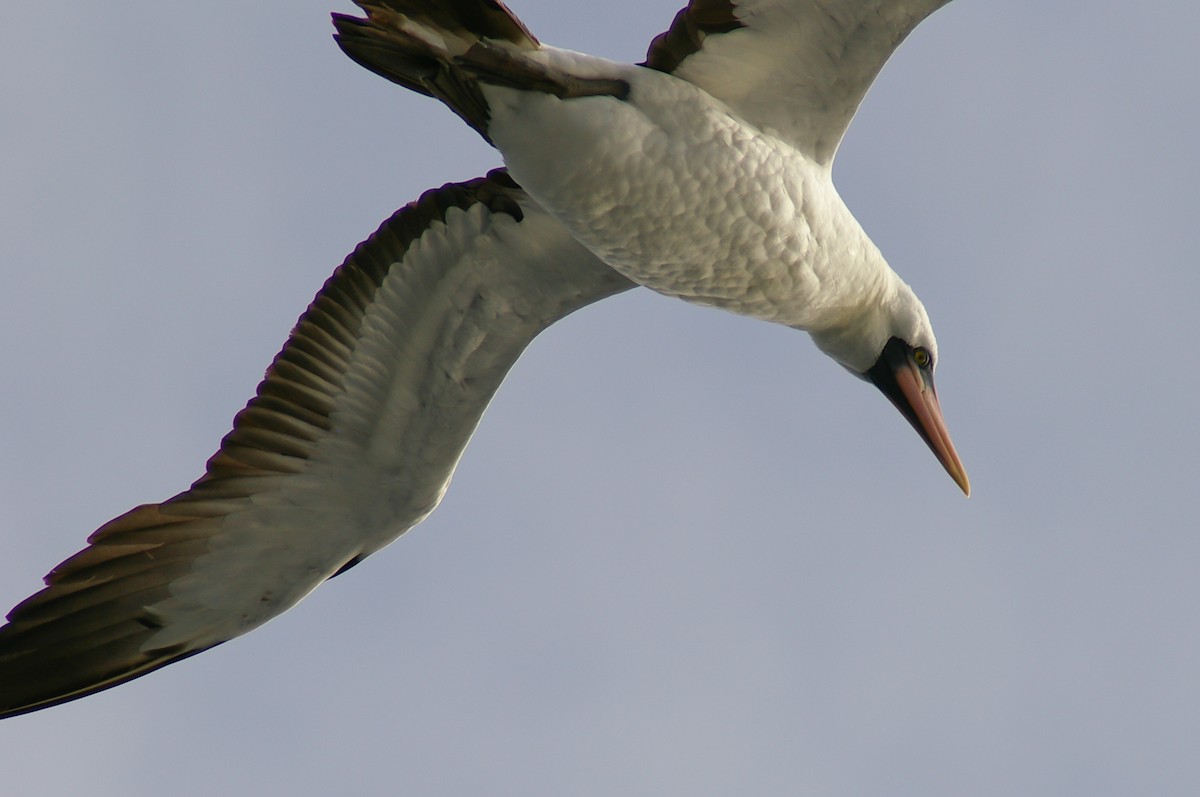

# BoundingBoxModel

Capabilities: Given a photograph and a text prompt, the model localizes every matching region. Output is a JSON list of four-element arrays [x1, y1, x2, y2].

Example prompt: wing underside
[[644, 0, 953, 163], [0, 169, 634, 718]]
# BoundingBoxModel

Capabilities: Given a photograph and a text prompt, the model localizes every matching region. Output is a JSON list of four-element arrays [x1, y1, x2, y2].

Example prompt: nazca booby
[[0, 0, 967, 718]]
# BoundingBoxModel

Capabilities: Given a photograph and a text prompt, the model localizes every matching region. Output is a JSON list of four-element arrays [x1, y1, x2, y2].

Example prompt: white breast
[[483, 49, 893, 332]]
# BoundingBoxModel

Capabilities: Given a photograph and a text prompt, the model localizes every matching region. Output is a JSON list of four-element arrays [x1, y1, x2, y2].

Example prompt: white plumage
[[0, 0, 966, 719]]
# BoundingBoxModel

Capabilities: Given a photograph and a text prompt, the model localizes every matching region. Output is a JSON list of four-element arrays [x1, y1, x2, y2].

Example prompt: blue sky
[[2, 1, 1200, 794]]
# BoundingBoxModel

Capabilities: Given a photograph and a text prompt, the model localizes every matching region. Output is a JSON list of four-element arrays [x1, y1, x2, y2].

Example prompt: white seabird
[[0, 0, 967, 718]]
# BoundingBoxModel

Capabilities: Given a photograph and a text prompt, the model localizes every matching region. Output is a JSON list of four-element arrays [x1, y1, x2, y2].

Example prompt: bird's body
[[0, 0, 967, 719], [490, 56, 883, 330]]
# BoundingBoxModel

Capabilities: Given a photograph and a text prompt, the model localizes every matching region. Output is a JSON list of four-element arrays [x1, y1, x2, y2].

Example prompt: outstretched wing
[[0, 169, 634, 719], [643, 0, 953, 164]]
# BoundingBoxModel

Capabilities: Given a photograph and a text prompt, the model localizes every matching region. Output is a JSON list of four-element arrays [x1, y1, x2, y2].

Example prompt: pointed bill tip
[[907, 379, 969, 497], [947, 457, 971, 497], [903, 377, 969, 497], [867, 339, 969, 497]]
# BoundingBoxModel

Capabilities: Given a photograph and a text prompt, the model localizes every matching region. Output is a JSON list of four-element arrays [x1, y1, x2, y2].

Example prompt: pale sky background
[[2, 1, 1199, 794]]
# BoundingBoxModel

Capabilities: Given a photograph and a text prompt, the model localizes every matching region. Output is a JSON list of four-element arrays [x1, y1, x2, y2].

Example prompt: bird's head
[[809, 280, 969, 495]]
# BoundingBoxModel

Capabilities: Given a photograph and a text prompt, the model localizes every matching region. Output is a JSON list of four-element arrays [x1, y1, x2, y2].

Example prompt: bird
[[0, 0, 967, 719]]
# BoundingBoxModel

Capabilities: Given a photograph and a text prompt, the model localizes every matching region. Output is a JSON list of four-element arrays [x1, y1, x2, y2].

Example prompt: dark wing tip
[[0, 636, 214, 720], [0, 504, 222, 719]]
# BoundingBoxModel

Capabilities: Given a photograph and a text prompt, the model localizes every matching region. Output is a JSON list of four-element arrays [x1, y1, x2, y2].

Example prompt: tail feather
[[333, 1, 628, 143], [333, 11, 495, 137], [356, 0, 539, 51]]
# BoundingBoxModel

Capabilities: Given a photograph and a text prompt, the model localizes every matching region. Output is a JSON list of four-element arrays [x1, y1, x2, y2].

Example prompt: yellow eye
[[913, 348, 932, 368]]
